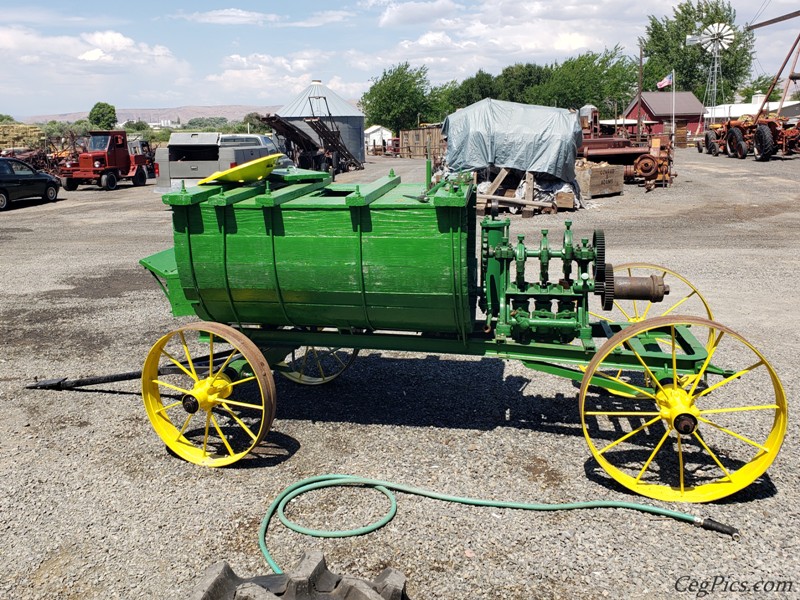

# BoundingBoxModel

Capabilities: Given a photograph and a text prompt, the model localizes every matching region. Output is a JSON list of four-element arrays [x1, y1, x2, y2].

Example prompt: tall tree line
[[360, 1, 760, 133]]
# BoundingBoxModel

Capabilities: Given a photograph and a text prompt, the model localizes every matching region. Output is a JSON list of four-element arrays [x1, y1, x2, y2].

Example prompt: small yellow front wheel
[[277, 327, 358, 386], [142, 322, 276, 467], [580, 315, 787, 503]]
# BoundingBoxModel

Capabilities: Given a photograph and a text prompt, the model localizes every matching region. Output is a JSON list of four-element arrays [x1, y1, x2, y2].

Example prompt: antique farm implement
[[134, 165, 786, 503]]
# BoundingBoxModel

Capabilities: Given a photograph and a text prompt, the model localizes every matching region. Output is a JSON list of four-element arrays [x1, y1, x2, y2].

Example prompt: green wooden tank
[[141, 168, 476, 336]]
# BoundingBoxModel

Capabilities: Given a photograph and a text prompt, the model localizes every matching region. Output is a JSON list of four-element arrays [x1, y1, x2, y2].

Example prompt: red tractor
[[59, 130, 154, 191], [699, 116, 800, 161]]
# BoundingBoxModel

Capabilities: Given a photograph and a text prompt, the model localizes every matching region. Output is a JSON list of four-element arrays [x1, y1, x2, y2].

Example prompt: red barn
[[624, 91, 705, 147]]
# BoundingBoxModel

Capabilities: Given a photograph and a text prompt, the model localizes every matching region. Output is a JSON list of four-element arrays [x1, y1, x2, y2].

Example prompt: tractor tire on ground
[[753, 123, 775, 161], [725, 128, 746, 159], [190, 552, 411, 600], [710, 142, 719, 156], [64, 178, 78, 191], [704, 131, 716, 155], [695, 140, 703, 153]]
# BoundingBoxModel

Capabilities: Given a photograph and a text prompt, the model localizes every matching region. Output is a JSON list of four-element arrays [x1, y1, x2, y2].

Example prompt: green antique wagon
[[140, 165, 786, 503]]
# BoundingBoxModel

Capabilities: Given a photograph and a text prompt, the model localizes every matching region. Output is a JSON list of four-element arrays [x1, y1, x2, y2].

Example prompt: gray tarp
[[441, 98, 583, 182]]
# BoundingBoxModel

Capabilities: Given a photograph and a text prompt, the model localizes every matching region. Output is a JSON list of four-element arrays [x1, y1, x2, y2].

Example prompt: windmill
[[686, 23, 735, 125]]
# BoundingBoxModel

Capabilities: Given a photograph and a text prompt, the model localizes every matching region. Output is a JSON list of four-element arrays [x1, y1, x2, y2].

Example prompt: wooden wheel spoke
[[677, 434, 685, 494], [699, 404, 779, 415], [154, 400, 182, 414], [178, 330, 199, 380], [202, 412, 211, 456], [228, 375, 257, 388], [688, 330, 725, 396], [153, 379, 193, 396], [635, 428, 671, 482], [219, 398, 264, 412], [697, 416, 770, 453], [160, 348, 196, 381], [219, 404, 259, 441], [210, 413, 235, 456], [210, 349, 239, 385], [598, 416, 662, 455], [584, 411, 661, 417], [660, 290, 697, 317], [592, 369, 657, 400], [692, 431, 733, 481], [176, 413, 193, 440], [694, 359, 765, 400]]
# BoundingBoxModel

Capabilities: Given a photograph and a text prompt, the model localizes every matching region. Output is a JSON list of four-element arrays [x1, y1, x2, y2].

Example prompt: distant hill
[[21, 105, 283, 125]]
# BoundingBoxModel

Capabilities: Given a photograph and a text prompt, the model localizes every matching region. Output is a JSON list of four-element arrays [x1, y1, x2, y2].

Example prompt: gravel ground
[[1, 149, 799, 599]]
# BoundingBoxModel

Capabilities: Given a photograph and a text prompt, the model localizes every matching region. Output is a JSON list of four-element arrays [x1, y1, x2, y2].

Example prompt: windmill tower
[[686, 23, 735, 125]]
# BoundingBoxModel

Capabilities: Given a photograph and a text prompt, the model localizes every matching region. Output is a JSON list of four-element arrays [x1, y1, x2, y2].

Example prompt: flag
[[657, 72, 673, 89]]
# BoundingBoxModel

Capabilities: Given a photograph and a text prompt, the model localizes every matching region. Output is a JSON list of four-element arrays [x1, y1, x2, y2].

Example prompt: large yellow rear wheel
[[580, 316, 786, 502], [142, 322, 276, 466]]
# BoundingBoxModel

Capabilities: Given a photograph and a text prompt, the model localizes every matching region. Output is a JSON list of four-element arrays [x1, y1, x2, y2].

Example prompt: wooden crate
[[575, 165, 624, 199]]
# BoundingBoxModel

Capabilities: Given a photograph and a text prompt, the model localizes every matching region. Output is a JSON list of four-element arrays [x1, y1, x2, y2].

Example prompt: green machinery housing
[[140, 166, 786, 503]]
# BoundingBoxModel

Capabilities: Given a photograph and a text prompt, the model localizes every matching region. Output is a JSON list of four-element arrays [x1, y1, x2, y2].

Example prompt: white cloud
[[279, 11, 354, 28], [378, 0, 464, 27], [177, 9, 280, 26]]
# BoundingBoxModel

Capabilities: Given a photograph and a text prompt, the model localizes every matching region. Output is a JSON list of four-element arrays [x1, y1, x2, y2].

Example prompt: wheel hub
[[656, 384, 700, 435], [184, 375, 233, 413]]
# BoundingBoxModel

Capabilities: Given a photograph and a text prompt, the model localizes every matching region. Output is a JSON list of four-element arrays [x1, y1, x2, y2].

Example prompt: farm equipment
[[59, 130, 154, 190], [134, 165, 785, 503], [698, 116, 800, 160]]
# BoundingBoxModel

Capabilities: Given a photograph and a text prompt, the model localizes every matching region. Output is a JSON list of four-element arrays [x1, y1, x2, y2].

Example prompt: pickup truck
[[154, 133, 293, 191]]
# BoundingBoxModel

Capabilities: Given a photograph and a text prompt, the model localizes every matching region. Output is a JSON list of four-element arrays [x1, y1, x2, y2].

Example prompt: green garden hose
[[259, 474, 740, 574]]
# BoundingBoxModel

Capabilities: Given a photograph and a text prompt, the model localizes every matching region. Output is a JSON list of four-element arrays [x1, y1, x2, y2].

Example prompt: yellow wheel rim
[[591, 263, 714, 341], [580, 316, 787, 503], [142, 322, 276, 467]]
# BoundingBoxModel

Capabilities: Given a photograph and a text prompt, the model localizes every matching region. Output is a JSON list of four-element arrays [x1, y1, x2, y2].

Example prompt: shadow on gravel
[[582, 457, 778, 503], [274, 353, 583, 436], [164, 430, 300, 469]]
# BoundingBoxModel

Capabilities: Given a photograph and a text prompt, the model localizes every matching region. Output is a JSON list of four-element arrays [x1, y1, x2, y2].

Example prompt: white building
[[364, 124, 393, 153], [706, 92, 800, 121]]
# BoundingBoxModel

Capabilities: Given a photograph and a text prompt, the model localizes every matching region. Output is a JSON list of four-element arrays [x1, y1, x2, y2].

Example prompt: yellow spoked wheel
[[592, 263, 714, 333], [580, 315, 786, 503], [277, 328, 358, 386], [142, 322, 276, 467]]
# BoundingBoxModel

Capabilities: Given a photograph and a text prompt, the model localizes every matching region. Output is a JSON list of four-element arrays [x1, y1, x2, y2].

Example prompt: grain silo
[[277, 80, 365, 168]]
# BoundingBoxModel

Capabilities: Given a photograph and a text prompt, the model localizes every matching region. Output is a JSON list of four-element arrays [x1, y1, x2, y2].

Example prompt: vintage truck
[[154, 132, 293, 191]]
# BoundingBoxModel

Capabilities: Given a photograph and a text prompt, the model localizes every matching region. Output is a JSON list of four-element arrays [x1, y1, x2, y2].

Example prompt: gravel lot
[[1, 148, 799, 599]]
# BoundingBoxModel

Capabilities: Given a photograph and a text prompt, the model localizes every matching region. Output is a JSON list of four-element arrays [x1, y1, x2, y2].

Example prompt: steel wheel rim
[[580, 315, 787, 503], [142, 322, 276, 466]]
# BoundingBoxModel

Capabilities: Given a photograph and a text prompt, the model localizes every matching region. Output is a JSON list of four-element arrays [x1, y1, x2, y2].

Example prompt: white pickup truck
[[154, 133, 293, 191]]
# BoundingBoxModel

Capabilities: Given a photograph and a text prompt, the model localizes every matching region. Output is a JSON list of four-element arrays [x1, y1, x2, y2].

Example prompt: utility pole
[[636, 43, 644, 143]]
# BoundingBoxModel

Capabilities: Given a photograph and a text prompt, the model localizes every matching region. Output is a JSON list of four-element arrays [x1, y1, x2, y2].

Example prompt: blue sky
[[2, 1, 797, 119]]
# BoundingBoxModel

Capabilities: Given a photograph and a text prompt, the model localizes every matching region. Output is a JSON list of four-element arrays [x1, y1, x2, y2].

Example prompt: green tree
[[0, 114, 17, 124], [360, 62, 430, 133], [125, 120, 151, 132], [641, 1, 753, 104], [185, 116, 229, 130], [494, 63, 552, 103], [526, 48, 636, 116], [450, 69, 496, 108], [426, 80, 459, 122], [738, 74, 782, 102], [242, 112, 269, 133], [88, 102, 118, 129]]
